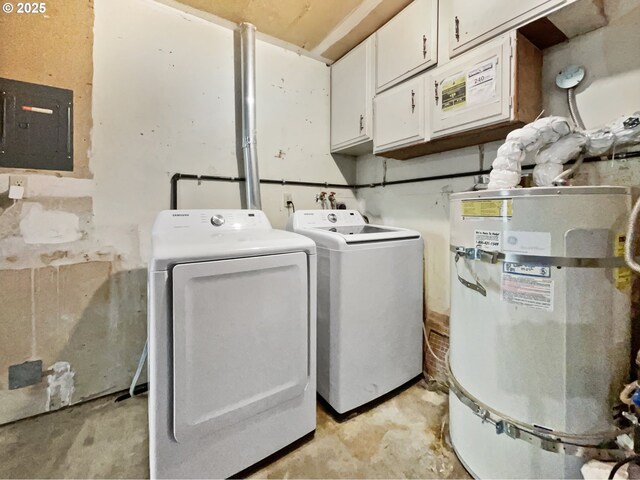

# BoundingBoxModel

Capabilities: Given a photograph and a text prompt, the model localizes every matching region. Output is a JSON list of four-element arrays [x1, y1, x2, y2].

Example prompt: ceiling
[[170, 0, 617, 63], [173, 0, 412, 61]]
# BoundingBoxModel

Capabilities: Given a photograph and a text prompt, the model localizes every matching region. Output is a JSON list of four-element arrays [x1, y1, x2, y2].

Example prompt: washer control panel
[[153, 209, 271, 233], [294, 210, 365, 228]]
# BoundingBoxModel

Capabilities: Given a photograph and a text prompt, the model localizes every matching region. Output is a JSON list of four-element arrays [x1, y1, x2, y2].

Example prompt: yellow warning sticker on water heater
[[462, 199, 512, 219], [614, 234, 631, 290]]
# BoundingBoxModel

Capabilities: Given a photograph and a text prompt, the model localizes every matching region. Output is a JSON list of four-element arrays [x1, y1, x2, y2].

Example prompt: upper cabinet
[[430, 34, 512, 139], [448, 0, 565, 57], [374, 74, 427, 154], [376, 32, 541, 160], [329, 0, 565, 159], [375, 0, 438, 93], [330, 36, 375, 155]]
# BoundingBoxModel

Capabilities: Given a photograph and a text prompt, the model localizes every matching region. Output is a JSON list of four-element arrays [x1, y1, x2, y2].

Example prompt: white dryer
[[287, 210, 423, 414], [148, 209, 316, 479]]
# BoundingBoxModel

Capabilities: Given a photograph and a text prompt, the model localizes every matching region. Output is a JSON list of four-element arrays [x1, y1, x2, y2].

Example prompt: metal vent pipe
[[239, 22, 262, 210]]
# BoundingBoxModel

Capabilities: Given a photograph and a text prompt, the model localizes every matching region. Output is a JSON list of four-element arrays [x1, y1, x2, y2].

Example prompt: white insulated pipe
[[239, 22, 262, 210]]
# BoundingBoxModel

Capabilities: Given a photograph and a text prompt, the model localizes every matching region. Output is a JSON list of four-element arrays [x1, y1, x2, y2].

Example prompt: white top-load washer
[[287, 210, 423, 414], [148, 209, 316, 479]]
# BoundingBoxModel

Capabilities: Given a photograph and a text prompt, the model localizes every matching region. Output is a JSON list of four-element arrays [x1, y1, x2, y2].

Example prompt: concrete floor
[[0, 380, 469, 479]]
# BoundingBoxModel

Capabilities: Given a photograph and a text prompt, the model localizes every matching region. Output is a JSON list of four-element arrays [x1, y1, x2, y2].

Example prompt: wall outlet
[[283, 192, 293, 207], [9, 175, 28, 192], [8, 175, 28, 199]]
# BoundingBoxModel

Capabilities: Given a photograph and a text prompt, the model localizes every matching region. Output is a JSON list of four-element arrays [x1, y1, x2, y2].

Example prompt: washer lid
[[286, 209, 420, 246], [150, 209, 315, 270], [312, 224, 420, 244]]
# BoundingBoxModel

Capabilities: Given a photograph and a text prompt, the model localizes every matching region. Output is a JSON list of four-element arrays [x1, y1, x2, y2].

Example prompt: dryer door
[[171, 252, 310, 442]]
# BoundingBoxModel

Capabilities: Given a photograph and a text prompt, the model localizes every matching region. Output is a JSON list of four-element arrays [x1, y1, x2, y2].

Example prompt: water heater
[[448, 186, 632, 479]]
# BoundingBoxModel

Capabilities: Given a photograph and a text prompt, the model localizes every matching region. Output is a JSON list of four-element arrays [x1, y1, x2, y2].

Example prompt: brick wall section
[[424, 310, 450, 385]]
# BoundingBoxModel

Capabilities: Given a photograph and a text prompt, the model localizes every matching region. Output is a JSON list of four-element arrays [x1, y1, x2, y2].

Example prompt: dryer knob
[[211, 215, 225, 226], [327, 213, 337, 223]]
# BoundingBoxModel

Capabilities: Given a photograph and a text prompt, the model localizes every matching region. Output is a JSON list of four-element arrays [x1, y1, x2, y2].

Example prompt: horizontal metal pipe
[[355, 151, 640, 189], [169, 173, 352, 209], [169, 150, 640, 208], [171, 173, 352, 188]]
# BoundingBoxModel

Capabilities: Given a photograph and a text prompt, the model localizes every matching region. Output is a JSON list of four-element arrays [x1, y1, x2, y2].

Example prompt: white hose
[[423, 323, 447, 364], [625, 198, 640, 273], [129, 339, 148, 398], [619, 381, 639, 406]]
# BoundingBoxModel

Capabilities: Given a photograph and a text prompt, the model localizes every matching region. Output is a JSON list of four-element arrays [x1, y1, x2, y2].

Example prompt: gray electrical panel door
[[0, 77, 73, 171]]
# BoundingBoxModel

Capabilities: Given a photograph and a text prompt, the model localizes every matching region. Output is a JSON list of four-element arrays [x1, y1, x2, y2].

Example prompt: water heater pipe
[[626, 198, 640, 273], [567, 88, 586, 131], [552, 153, 585, 186], [239, 22, 262, 210]]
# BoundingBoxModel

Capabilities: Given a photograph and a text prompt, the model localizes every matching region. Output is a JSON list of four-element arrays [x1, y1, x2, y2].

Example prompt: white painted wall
[[0, 0, 357, 424], [356, 0, 640, 316], [91, 0, 356, 266], [543, 0, 640, 130], [356, 143, 500, 313], [0, 0, 356, 269]]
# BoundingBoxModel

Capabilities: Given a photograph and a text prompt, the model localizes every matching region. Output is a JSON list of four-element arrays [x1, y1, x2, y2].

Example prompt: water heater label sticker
[[614, 234, 631, 289], [503, 231, 551, 256], [462, 199, 512, 219], [475, 230, 501, 250], [614, 234, 626, 257], [503, 263, 550, 278], [615, 268, 631, 289], [502, 273, 554, 311]]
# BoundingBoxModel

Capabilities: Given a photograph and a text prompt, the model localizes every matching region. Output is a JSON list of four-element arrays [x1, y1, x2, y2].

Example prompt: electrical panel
[[0, 77, 73, 171]]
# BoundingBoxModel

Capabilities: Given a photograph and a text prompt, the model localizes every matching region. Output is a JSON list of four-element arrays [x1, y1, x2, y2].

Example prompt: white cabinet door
[[330, 36, 374, 154], [374, 74, 427, 153], [376, 0, 438, 93], [430, 34, 513, 139], [448, 0, 564, 57]]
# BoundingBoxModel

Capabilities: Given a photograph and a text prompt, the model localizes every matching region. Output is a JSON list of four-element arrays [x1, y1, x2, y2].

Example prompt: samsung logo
[[172, 213, 189, 217]]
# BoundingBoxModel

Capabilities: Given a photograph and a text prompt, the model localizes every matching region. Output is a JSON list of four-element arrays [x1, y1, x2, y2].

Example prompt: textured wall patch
[[20, 203, 82, 245], [46, 361, 75, 411]]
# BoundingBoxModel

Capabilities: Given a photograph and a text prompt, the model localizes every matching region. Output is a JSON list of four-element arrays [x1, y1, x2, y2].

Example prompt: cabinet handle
[[423, 35, 427, 59], [411, 90, 415, 113], [359, 114, 364, 133], [434, 81, 439, 105], [455, 16, 460, 42]]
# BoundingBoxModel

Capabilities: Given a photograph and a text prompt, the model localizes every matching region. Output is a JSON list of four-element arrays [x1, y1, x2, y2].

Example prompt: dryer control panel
[[152, 209, 271, 234], [292, 210, 365, 228]]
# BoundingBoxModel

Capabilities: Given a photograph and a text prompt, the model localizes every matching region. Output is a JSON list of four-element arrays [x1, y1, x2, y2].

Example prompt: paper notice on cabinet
[[502, 272, 554, 311], [441, 74, 466, 112], [466, 56, 497, 106]]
